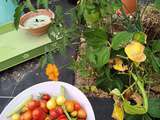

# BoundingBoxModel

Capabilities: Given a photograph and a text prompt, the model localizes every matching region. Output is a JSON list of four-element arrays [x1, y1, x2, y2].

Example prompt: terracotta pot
[[19, 9, 54, 36], [121, 0, 137, 14]]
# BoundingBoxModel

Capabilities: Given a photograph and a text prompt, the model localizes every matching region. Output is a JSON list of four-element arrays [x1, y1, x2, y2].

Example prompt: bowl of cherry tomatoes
[[0, 81, 95, 120]]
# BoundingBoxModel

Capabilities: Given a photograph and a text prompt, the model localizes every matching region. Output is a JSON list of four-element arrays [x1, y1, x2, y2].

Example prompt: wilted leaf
[[112, 102, 124, 120], [123, 100, 147, 115], [110, 88, 121, 97], [111, 31, 133, 50], [130, 93, 143, 106]]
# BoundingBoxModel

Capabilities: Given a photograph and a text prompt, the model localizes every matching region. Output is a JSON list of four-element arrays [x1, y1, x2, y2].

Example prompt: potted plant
[[43, 0, 160, 120], [13, 0, 54, 36]]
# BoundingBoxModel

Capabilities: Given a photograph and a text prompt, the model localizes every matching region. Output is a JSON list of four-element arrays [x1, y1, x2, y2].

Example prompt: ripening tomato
[[23, 110, 32, 120], [41, 94, 51, 101], [40, 100, 48, 113], [65, 100, 74, 112], [47, 98, 57, 110], [32, 108, 46, 120], [77, 109, 87, 119], [11, 113, 20, 120], [56, 96, 66, 106], [71, 111, 78, 117], [27, 100, 40, 110]]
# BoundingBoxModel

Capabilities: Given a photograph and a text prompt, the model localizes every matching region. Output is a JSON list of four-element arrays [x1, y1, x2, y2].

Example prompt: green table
[[0, 23, 54, 71]]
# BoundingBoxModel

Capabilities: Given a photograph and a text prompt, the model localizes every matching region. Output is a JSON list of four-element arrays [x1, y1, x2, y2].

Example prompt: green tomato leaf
[[111, 31, 133, 50], [96, 47, 110, 68], [14, 4, 25, 30], [84, 10, 100, 25], [87, 47, 110, 68], [148, 98, 160, 118], [37, 0, 48, 8], [84, 28, 108, 48], [26, 0, 36, 11], [111, 0, 122, 12], [133, 32, 147, 44]]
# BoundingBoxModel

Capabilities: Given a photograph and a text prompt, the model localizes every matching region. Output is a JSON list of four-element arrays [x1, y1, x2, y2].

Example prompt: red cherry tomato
[[32, 108, 46, 120], [49, 109, 58, 119], [27, 100, 40, 110], [40, 100, 49, 113], [56, 107, 64, 116], [58, 118, 67, 120], [74, 103, 81, 111], [41, 94, 51, 101], [57, 114, 66, 119]]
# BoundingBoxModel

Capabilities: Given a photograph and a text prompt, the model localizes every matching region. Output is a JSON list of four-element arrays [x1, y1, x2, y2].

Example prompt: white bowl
[[0, 81, 95, 120]]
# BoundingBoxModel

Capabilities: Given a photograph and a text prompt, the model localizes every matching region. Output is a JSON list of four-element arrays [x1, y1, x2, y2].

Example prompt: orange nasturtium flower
[[45, 64, 59, 81], [113, 57, 128, 72], [125, 41, 146, 63]]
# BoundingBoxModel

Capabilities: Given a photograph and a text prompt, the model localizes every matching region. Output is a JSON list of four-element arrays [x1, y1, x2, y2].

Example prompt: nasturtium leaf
[[148, 98, 160, 118], [111, 31, 133, 50], [133, 32, 147, 44], [84, 28, 108, 48]]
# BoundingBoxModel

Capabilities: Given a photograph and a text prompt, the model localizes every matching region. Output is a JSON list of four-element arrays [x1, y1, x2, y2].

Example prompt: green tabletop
[[0, 23, 54, 71]]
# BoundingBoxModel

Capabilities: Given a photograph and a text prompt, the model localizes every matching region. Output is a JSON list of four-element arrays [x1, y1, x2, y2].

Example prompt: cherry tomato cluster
[[11, 93, 87, 120]]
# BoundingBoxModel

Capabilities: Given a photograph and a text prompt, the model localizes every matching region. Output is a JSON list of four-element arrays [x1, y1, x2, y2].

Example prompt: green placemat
[[0, 23, 54, 71]]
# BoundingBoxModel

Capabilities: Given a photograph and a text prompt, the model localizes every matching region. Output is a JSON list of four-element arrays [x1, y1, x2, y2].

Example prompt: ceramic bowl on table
[[0, 81, 95, 120], [19, 9, 54, 36]]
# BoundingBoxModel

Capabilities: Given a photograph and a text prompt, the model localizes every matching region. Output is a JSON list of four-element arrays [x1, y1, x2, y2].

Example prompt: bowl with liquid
[[19, 9, 54, 36]]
